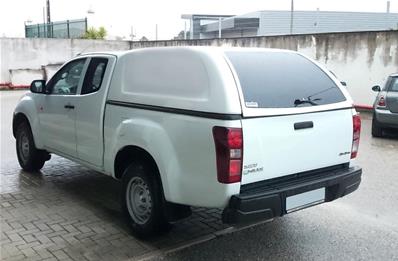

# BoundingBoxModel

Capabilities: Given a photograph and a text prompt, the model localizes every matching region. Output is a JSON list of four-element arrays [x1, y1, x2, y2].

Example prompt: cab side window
[[81, 58, 109, 95], [47, 58, 86, 95]]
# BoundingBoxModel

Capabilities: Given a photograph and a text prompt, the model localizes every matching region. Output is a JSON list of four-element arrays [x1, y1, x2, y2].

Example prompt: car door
[[39, 58, 88, 157], [75, 56, 115, 167], [386, 76, 398, 113]]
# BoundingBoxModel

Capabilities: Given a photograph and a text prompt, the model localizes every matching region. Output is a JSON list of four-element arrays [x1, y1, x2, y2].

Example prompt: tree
[[97, 27, 106, 39], [139, 36, 149, 41], [173, 30, 190, 40], [82, 26, 107, 39]]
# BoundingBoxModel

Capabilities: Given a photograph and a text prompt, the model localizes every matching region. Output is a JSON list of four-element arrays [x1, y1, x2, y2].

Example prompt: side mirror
[[340, 81, 347, 87], [30, 80, 46, 94], [372, 85, 381, 92]]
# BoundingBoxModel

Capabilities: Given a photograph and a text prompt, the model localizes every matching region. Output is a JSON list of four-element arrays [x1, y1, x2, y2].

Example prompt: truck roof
[[105, 46, 249, 115], [80, 46, 296, 58], [100, 46, 351, 117]]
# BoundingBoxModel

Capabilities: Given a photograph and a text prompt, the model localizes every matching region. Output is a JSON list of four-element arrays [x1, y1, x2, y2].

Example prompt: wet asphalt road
[[1, 91, 397, 261], [157, 113, 398, 260]]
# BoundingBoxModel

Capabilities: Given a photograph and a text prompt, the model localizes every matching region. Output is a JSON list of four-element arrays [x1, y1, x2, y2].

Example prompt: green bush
[[82, 26, 107, 39]]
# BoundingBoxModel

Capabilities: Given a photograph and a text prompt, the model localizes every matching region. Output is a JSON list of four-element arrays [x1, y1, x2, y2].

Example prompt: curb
[[0, 83, 30, 90], [354, 104, 373, 112]]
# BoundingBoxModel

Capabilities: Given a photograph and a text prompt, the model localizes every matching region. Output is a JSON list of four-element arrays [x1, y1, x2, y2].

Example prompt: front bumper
[[222, 165, 362, 224]]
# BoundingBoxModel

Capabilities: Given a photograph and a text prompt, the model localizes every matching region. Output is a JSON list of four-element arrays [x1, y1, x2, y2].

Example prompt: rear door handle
[[64, 104, 75, 109], [294, 121, 313, 130]]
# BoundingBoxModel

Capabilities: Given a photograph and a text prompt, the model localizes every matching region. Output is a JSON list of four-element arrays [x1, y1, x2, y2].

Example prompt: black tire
[[121, 162, 169, 238], [371, 114, 383, 137], [16, 121, 48, 171]]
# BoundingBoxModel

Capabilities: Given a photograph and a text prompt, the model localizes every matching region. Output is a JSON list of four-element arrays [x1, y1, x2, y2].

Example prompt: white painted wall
[[295, 33, 398, 106], [9, 69, 42, 85], [0, 38, 130, 85], [1, 31, 397, 106]]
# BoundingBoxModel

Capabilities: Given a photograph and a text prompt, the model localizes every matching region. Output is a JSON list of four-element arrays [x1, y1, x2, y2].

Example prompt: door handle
[[294, 121, 313, 130], [64, 104, 75, 109]]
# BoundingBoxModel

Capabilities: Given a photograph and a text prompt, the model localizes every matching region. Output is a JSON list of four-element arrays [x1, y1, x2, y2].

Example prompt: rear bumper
[[375, 108, 398, 128], [222, 166, 362, 225]]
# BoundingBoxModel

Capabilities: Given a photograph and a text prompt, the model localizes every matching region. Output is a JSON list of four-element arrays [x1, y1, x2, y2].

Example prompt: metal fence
[[25, 18, 87, 39]]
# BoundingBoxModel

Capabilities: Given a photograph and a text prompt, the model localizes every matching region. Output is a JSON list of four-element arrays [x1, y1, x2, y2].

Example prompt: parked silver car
[[371, 74, 398, 137]]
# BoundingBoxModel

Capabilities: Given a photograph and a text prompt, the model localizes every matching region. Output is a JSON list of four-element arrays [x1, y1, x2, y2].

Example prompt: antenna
[[75, 43, 94, 57]]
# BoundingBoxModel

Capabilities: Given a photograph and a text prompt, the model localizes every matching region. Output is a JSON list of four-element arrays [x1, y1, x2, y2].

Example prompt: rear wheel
[[121, 162, 169, 238], [371, 114, 383, 137], [16, 121, 49, 171]]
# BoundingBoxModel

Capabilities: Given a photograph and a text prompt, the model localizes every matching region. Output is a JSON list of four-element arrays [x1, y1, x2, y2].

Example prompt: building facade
[[183, 11, 398, 39]]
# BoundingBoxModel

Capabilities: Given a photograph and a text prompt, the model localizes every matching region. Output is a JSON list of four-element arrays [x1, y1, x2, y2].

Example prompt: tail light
[[213, 127, 243, 184], [351, 114, 361, 159], [377, 96, 386, 107]]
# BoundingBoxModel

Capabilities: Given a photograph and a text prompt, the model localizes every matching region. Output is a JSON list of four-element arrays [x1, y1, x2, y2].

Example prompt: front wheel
[[121, 162, 169, 238], [16, 121, 49, 171]]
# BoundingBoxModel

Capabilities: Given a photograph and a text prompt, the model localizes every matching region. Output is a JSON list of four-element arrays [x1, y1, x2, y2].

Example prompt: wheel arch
[[13, 95, 44, 148], [115, 145, 192, 223], [13, 113, 31, 138], [114, 145, 162, 184]]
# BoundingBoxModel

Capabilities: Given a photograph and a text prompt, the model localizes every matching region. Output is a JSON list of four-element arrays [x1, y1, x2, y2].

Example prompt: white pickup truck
[[13, 47, 362, 237]]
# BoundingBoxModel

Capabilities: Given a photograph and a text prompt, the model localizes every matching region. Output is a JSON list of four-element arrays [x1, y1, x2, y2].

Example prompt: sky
[[1, 0, 398, 40]]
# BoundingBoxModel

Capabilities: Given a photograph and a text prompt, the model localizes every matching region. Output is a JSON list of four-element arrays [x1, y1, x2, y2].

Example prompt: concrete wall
[[1, 30, 398, 106], [0, 38, 130, 86]]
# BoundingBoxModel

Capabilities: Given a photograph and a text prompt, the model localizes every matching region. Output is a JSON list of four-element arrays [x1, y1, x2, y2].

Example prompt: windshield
[[226, 51, 347, 108]]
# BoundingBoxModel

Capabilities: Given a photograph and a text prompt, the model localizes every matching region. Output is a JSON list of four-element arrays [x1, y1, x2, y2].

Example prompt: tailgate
[[241, 109, 353, 185]]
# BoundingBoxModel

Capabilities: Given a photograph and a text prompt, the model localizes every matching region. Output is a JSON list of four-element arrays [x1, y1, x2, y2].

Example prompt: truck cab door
[[75, 56, 116, 167], [39, 58, 88, 157]]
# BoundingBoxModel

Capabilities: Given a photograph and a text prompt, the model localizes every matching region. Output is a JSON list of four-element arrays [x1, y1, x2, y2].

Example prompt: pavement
[[1, 90, 398, 261]]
